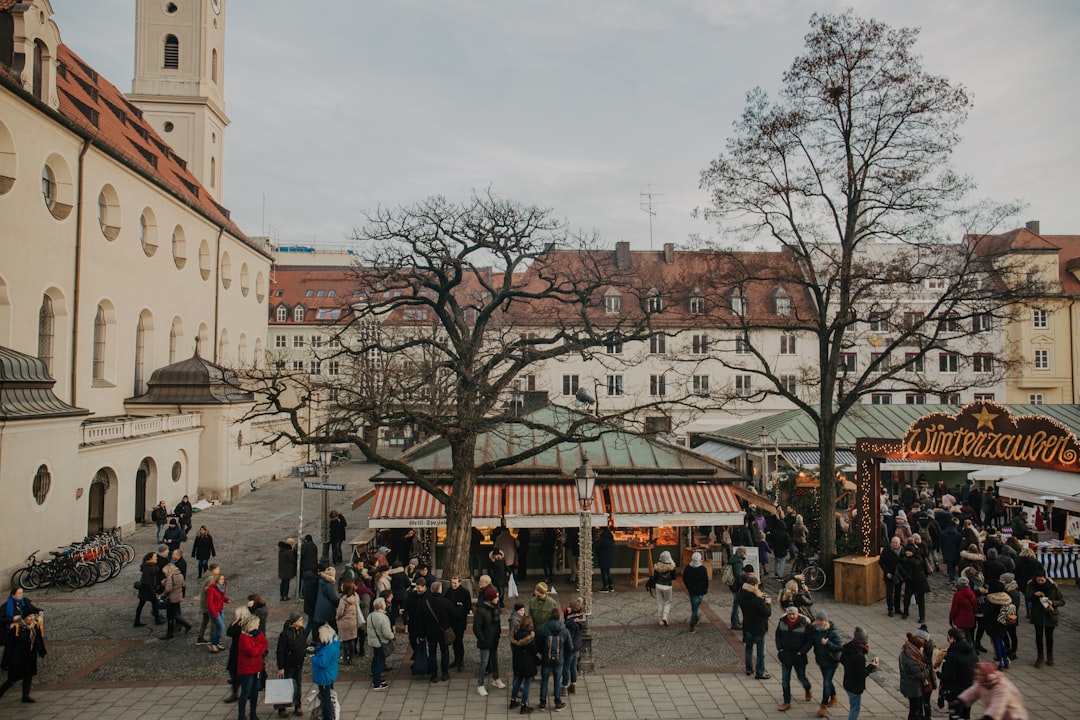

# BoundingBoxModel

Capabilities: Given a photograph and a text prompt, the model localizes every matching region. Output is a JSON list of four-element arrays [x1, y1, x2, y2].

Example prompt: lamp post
[[318, 445, 333, 563], [574, 452, 597, 673], [759, 425, 769, 495]]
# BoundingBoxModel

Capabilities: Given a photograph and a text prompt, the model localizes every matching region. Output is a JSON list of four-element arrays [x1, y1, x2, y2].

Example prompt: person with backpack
[[536, 607, 570, 712], [151, 501, 169, 543], [728, 547, 746, 630]]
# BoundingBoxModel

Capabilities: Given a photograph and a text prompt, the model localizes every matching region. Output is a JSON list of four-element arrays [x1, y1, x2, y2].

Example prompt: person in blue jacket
[[310, 624, 340, 720]]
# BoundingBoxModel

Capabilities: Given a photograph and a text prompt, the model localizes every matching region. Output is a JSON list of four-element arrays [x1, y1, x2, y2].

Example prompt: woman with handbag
[[366, 597, 394, 690], [310, 624, 340, 720], [335, 582, 362, 665], [235, 614, 268, 720]]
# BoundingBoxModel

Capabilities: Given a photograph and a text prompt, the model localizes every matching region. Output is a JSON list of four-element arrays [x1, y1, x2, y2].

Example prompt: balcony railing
[[81, 413, 202, 446]]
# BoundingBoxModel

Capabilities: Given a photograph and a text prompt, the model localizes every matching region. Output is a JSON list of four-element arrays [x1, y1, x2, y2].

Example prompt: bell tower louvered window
[[164, 35, 179, 69]]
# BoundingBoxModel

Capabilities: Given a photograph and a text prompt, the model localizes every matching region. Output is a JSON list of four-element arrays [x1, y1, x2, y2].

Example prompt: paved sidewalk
[[4, 465, 1076, 718]]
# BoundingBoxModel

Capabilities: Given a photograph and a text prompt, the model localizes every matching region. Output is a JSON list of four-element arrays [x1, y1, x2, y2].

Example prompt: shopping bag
[[507, 574, 519, 598], [263, 678, 294, 705]]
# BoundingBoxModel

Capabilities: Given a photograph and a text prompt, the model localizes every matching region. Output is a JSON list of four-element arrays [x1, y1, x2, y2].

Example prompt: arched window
[[32, 39, 46, 100], [210, 156, 216, 188], [276, 305, 288, 322], [211, 48, 218, 83], [169, 318, 180, 363], [92, 305, 106, 380], [134, 314, 148, 395], [38, 295, 54, 375], [293, 306, 305, 322], [164, 35, 179, 69]]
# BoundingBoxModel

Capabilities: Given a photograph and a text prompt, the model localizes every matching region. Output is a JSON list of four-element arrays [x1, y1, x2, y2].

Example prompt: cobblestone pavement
[[5, 462, 1077, 719]]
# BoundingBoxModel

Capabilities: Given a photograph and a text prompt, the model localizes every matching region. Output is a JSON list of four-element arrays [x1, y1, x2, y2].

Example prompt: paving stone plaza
[[6, 461, 1076, 719]]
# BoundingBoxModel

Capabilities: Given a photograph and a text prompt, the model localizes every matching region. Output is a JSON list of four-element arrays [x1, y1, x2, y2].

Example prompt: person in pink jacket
[[952, 662, 1028, 720]]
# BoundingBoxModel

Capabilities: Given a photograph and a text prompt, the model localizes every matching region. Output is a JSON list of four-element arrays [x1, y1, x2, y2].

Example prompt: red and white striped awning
[[504, 484, 607, 528], [368, 484, 503, 528], [607, 483, 743, 527]]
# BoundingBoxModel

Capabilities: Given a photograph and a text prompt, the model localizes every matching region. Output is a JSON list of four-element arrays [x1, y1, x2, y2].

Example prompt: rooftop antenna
[[639, 186, 666, 250]]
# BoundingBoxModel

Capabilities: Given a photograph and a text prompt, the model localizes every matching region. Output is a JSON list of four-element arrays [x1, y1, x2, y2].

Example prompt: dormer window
[[293, 306, 305, 322], [772, 287, 791, 316], [730, 290, 747, 316], [689, 293, 705, 316], [646, 291, 663, 314], [275, 306, 288, 322], [604, 292, 622, 315]]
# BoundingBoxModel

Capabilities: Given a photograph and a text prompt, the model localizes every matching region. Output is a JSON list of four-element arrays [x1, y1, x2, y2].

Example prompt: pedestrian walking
[[273, 612, 307, 718], [0, 605, 46, 703], [421, 581, 453, 683], [327, 510, 347, 565], [810, 609, 842, 716], [728, 547, 746, 630], [311, 624, 341, 720], [540, 529, 557, 585], [366, 597, 394, 690], [160, 563, 192, 639], [299, 535, 318, 600], [738, 568, 772, 680], [839, 626, 878, 720], [224, 606, 253, 704], [1025, 569, 1064, 667], [133, 552, 163, 627], [898, 626, 934, 720], [899, 540, 930, 622], [278, 538, 297, 601], [151, 500, 169, 543], [880, 536, 904, 618], [948, 577, 978, 645], [191, 526, 216, 578], [648, 550, 677, 626], [235, 614, 268, 720], [446, 575, 471, 670], [474, 585, 505, 696], [951, 662, 1028, 720], [173, 495, 194, 533], [983, 580, 1015, 669], [536, 607, 570, 712], [206, 573, 230, 653], [561, 596, 586, 696], [1, 588, 28, 634], [196, 562, 221, 645], [775, 604, 813, 712], [509, 615, 538, 714], [938, 627, 976, 720], [311, 566, 339, 637], [595, 527, 615, 592], [336, 581, 362, 665], [683, 551, 709, 633]]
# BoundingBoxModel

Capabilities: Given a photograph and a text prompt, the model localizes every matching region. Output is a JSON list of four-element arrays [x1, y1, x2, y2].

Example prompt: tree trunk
[[442, 437, 477, 581], [817, 420, 838, 572]]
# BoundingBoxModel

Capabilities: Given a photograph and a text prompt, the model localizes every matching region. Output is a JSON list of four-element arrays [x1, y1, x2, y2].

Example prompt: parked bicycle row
[[9, 529, 135, 592]]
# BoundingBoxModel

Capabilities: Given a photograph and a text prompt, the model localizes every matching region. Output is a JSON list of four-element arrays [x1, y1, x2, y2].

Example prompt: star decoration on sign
[[972, 406, 999, 430]]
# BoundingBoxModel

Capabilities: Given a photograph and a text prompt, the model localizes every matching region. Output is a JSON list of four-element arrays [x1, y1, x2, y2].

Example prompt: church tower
[[128, 0, 229, 200]]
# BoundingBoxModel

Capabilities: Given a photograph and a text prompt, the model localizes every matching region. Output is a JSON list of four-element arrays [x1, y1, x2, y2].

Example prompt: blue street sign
[[303, 481, 346, 491]]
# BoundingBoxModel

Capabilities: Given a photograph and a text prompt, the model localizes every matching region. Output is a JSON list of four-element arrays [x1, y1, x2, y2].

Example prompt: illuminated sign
[[901, 402, 1080, 471]]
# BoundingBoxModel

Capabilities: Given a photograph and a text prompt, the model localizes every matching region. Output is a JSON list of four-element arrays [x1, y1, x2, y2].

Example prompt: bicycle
[[785, 552, 826, 591]]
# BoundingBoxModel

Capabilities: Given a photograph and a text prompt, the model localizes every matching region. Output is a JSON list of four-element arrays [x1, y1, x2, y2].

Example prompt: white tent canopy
[[996, 469, 1080, 514], [968, 466, 1030, 481]]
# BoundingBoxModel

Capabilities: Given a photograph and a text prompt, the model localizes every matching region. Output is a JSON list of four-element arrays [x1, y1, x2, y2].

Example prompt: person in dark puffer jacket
[[509, 615, 538, 714], [840, 626, 878, 720]]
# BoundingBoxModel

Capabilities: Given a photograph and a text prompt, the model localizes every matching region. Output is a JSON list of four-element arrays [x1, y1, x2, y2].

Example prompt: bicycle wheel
[[27, 565, 51, 590], [94, 559, 114, 583], [803, 564, 826, 591], [117, 543, 136, 565], [10, 567, 35, 591], [60, 566, 83, 591]]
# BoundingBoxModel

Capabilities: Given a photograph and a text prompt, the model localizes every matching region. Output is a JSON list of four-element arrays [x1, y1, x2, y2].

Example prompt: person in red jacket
[[948, 577, 979, 646], [206, 574, 230, 652], [236, 615, 269, 720]]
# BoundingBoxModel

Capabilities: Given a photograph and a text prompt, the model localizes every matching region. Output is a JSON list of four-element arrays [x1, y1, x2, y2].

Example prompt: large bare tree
[[698, 11, 1031, 567], [244, 192, 674, 579]]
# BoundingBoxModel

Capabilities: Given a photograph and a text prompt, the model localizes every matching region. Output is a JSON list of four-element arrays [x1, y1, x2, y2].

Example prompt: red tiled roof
[[969, 228, 1080, 296], [48, 44, 263, 255], [1044, 235, 1080, 295], [0, 1, 15, 11], [268, 266, 358, 325]]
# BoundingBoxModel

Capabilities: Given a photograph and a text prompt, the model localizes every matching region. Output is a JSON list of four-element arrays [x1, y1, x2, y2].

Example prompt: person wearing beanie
[[999, 573, 1021, 661], [527, 583, 558, 642], [0, 605, 46, 703], [273, 611, 307, 718], [649, 550, 678, 627], [952, 662, 1028, 720], [683, 551, 709, 634], [311, 566, 340, 639], [810, 609, 843, 716], [984, 580, 1016, 669], [840, 626, 878, 720], [899, 627, 935, 720], [949, 576, 979, 646], [775, 604, 814, 711], [474, 584, 504, 696]]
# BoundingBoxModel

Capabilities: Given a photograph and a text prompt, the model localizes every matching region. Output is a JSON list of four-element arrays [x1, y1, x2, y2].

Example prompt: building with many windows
[[0, 0, 298, 582]]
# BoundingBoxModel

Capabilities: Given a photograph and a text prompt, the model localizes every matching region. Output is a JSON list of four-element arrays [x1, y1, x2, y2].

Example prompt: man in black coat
[[418, 581, 454, 682], [775, 604, 814, 711], [899, 541, 930, 623], [445, 576, 472, 670], [327, 511, 347, 564], [738, 570, 772, 679], [299, 535, 318, 600], [879, 536, 904, 618], [769, 524, 792, 580], [273, 612, 307, 718], [594, 528, 616, 592]]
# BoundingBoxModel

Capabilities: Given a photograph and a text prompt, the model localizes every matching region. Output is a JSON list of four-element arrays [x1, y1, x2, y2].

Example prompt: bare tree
[[698, 11, 1031, 566], [242, 192, 670, 579]]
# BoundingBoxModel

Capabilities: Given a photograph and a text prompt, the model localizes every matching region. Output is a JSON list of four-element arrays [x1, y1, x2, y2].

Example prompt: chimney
[[1026, 220, 1041, 235], [615, 241, 631, 270], [663, 242, 675, 264]]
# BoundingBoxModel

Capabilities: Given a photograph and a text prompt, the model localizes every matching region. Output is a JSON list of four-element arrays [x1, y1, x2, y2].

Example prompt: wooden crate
[[833, 555, 885, 605]]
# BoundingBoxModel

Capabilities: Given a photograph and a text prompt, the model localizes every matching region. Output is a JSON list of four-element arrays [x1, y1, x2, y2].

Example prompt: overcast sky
[[52, 0, 1079, 249]]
